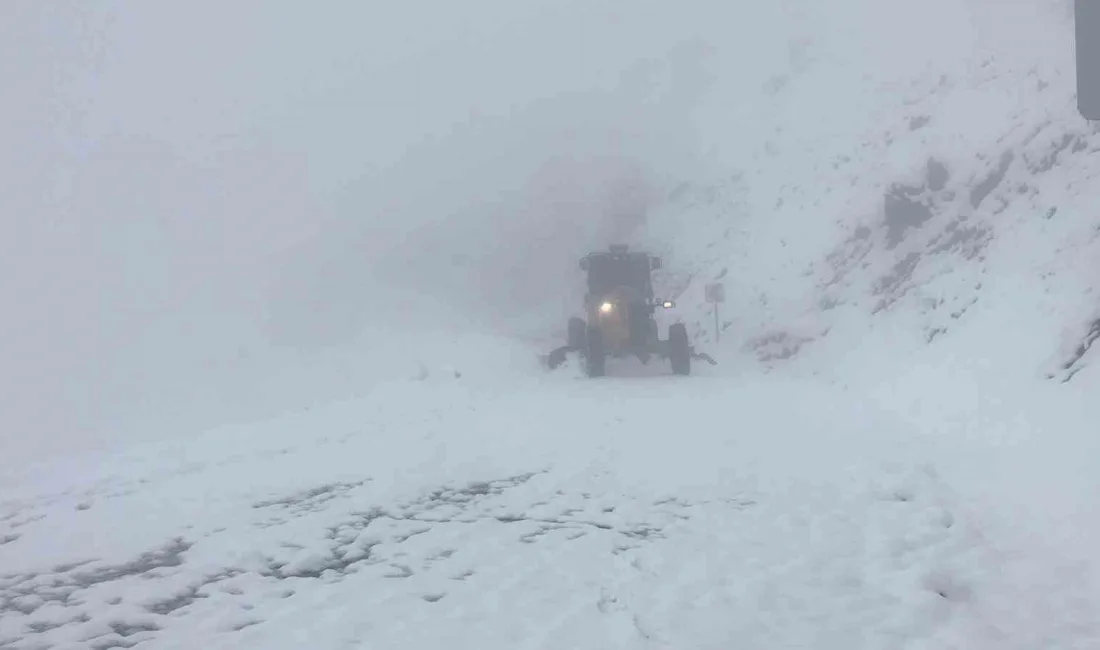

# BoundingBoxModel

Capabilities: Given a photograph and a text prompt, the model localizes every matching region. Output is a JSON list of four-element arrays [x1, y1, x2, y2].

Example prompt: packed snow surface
[[2, 355, 1098, 649]]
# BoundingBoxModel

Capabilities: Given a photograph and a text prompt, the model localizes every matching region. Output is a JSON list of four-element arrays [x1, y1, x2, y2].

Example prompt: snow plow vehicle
[[546, 245, 716, 377]]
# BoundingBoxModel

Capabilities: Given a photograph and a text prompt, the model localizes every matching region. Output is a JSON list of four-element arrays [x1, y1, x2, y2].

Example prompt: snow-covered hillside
[[636, 0, 1100, 449], [5, 0, 1100, 648], [641, 0, 1091, 376]]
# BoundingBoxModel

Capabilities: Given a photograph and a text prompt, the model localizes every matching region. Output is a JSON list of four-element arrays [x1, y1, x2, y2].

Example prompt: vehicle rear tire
[[668, 323, 691, 376], [585, 324, 605, 377], [568, 317, 587, 350]]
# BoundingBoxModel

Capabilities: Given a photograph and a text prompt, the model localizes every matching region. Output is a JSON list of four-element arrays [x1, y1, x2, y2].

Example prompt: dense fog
[[0, 0, 782, 458]]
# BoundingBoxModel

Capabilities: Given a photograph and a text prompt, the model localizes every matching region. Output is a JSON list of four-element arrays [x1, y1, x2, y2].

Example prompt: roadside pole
[[705, 282, 725, 343]]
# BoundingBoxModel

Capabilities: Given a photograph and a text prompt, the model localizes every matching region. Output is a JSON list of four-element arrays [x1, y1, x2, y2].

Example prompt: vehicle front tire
[[668, 322, 691, 376], [585, 324, 606, 377], [568, 317, 587, 350]]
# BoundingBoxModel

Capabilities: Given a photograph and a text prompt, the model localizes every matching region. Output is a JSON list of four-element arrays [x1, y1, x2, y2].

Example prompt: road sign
[[705, 283, 725, 303]]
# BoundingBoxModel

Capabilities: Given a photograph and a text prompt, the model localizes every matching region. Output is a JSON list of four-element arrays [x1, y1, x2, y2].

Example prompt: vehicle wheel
[[585, 324, 605, 377], [668, 323, 691, 376], [568, 317, 587, 350]]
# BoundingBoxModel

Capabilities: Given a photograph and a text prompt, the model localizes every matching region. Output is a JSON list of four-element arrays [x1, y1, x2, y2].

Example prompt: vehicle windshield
[[586, 255, 652, 297]]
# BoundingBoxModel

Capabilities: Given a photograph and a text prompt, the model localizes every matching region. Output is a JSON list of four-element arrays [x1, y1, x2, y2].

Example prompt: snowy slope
[[640, 0, 1095, 382], [634, 0, 1100, 486]]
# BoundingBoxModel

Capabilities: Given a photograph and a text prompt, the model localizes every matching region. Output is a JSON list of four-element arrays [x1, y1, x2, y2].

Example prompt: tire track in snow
[[1, 378, 1097, 649]]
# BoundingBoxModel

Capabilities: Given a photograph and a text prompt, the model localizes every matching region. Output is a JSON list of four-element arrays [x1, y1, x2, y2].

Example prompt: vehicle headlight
[[599, 301, 614, 314]]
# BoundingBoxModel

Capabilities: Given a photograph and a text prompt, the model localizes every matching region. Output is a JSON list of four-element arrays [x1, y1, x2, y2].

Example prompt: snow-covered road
[[3, 356, 1095, 650]]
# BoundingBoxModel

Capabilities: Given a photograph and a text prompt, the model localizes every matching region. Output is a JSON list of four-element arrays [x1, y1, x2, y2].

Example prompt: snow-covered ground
[[5, 0, 1100, 648], [4, 360, 1097, 650]]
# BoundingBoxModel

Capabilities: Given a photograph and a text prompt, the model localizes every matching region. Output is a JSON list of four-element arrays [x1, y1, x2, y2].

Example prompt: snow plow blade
[[545, 345, 574, 370]]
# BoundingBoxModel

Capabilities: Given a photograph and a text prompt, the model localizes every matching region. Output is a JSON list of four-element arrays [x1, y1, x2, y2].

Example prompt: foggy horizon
[[1, 0, 759, 459]]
